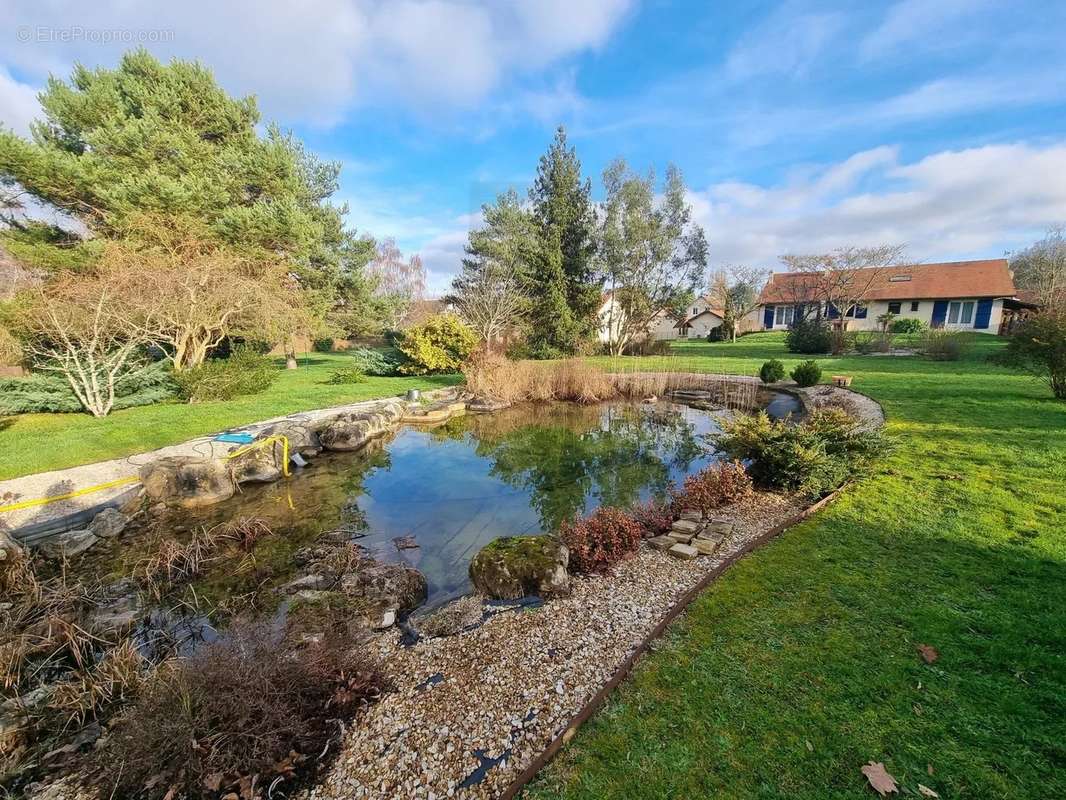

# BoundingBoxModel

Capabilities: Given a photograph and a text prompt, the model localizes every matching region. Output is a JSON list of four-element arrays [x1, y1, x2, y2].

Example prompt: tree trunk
[[285, 340, 298, 370]]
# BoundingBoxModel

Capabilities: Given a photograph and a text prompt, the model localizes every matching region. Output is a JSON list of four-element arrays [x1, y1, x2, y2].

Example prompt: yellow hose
[[0, 475, 142, 514]]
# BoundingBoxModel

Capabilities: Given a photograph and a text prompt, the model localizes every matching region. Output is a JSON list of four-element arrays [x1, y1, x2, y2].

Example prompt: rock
[[402, 401, 467, 424], [140, 457, 235, 508], [415, 594, 484, 638], [468, 535, 570, 600], [279, 573, 330, 594], [671, 518, 701, 535], [702, 520, 734, 537], [227, 441, 283, 484], [39, 530, 98, 559], [667, 532, 693, 544], [1, 527, 23, 563], [393, 535, 419, 550], [263, 421, 322, 457], [646, 535, 675, 551], [374, 610, 397, 630], [668, 543, 698, 560], [676, 509, 703, 522], [88, 508, 129, 539], [87, 593, 142, 634], [320, 411, 394, 451], [692, 538, 720, 556], [340, 561, 428, 614], [466, 398, 511, 413], [695, 532, 725, 547]]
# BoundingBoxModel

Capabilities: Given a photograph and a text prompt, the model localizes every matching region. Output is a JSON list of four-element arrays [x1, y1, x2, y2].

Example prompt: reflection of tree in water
[[463, 402, 708, 530]]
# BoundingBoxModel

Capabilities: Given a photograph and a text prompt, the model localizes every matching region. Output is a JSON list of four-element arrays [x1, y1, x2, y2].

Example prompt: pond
[[173, 401, 731, 608]]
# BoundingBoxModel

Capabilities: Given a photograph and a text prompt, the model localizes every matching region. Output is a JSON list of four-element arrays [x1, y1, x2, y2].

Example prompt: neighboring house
[[674, 295, 724, 338], [756, 259, 1022, 335]]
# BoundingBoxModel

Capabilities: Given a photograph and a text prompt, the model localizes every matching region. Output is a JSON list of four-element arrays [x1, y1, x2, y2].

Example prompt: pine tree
[[529, 126, 600, 348], [526, 227, 578, 358]]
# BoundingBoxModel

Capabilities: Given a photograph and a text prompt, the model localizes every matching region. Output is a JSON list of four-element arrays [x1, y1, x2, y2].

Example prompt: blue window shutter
[[974, 299, 993, 329], [795, 303, 805, 321], [931, 300, 948, 327], [763, 306, 775, 329]]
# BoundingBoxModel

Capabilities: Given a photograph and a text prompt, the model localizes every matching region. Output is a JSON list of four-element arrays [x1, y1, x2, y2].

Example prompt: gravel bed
[[309, 491, 802, 800]]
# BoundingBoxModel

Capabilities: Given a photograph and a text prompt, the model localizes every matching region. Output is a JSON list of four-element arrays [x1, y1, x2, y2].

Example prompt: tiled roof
[[758, 259, 1015, 304]]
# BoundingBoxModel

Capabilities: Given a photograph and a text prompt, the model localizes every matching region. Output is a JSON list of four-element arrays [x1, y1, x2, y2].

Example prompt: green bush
[[921, 329, 968, 361], [759, 359, 786, 383], [346, 347, 402, 376], [714, 408, 887, 498], [325, 367, 367, 385], [996, 311, 1066, 400], [706, 323, 732, 342], [312, 337, 335, 353], [0, 361, 176, 415], [173, 346, 277, 403], [785, 318, 833, 354], [397, 314, 478, 375], [790, 360, 822, 387], [891, 317, 925, 334]]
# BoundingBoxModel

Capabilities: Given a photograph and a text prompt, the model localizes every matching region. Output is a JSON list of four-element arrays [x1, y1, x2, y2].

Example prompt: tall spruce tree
[[528, 126, 600, 348]]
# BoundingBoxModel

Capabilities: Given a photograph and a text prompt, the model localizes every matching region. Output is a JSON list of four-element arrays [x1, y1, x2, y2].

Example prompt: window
[[887, 301, 902, 314], [947, 301, 975, 325], [910, 301, 920, 312], [774, 305, 794, 326], [692, 307, 699, 315], [961, 301, 974, 324], [948, 302, 960, 324]]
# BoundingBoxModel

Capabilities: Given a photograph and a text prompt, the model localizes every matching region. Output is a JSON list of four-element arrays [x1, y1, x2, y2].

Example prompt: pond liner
[[496, 484, 847, 800]]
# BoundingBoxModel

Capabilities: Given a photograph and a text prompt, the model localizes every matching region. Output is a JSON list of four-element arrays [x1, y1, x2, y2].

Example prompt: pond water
[[177, 401, 729, 608]]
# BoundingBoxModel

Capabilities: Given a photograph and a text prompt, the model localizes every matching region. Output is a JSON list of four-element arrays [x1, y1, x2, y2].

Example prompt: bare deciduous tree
[[779, 244, 907, 328], [366, 238, 427, 330], [1010, 225, 1066, 307], [709, 265, 770, 342]]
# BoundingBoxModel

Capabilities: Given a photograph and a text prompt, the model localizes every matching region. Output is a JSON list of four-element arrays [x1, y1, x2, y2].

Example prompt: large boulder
[[340, 561, 427, 617], [263, 420, 322, 457], [39, 529, 98, 560], [469, 535, 570, 600], [140, 457, 235, 508], [319, 410, 394, 452], [227, 442, 283, 484]]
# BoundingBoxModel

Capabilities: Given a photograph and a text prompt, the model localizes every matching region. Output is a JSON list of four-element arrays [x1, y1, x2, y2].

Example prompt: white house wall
[[758, 298, 1005, 334]]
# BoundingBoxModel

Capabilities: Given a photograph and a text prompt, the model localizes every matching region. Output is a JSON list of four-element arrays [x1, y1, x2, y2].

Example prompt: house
[[674, 296, 724, 339], [755, 259, 1023, 335]]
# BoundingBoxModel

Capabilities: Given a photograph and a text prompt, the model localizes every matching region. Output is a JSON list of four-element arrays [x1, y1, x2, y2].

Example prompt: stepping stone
[[668, 543, 698, 560], [671, 518, 701, 535], [668, 532, 693, 544], [677, 509, 702, 522], [692, 538, 720, 556], [647, 536, 675, 551], [695, 532, 725, 547], [702, 520, 734, 537]]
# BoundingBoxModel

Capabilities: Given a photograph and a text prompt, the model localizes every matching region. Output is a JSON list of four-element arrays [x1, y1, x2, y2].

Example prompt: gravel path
[[309, 491, 802, 800]]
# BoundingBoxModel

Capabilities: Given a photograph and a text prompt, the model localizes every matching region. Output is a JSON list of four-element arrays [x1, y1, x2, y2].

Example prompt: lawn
[[529, 333, 1066, 799], [0, 351, 459, 481]]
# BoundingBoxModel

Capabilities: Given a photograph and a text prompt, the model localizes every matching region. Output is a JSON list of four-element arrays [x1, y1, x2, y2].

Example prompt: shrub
[[670, 460, 753, 512], [786, 318, 832, 354], [397, 314, 478, 375], [628, 498, 674, 538], [921, 329, 968, 361], [173, 346, 277, 403], [623, 338, 671, 356], [760, 358, 786, 383], [715, 408, 886, 497], [891, 317, 925, 334], [706, 324, 731, 342], [829, 328, 853, 355], [326, 367, 367, 385], [561, 506, 643, 574], [312, 337, 334, 353], [0, 360, 176, 415], [93, 620, 389, 799], [996, 311, 1066, 400], [791, 360, 822, 387], [345, 346, 402, 376]]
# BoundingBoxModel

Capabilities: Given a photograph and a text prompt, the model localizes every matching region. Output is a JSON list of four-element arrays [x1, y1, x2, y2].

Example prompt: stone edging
[[497, 486, 845, 800]]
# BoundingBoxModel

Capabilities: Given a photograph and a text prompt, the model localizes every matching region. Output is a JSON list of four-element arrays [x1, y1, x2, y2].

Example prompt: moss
[[469, 535, 563, 600]]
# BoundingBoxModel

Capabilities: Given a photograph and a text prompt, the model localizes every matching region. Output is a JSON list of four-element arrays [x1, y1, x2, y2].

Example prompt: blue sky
[[2, 0, 1065, 293]]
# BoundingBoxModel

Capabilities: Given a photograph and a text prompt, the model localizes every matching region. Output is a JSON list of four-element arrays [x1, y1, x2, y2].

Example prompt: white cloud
[[691, 142, 1066, 267], [0, 0, 632, 127], [0, 67, 39, 135], [725, 6, 844, 79], [859, 0, 992, 60]]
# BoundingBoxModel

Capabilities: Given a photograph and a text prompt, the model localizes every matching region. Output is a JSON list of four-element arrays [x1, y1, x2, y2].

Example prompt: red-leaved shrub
[[628, 499, 674, 538], [670, 460, 753, 512], [561, 507, 643, 575]]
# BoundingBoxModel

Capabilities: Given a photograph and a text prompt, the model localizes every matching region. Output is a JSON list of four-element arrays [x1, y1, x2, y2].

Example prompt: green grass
[[529, 333, 1066, 800], [0, 352, 459, 480]]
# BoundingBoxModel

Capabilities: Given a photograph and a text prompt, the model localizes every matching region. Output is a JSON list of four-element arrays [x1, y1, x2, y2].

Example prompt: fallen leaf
[[917, 644, 940, 664], [927, 764, 935, 776], [203, 773, 224, 792], [861, 762, 899, 796], [918, 785, 940, 798], [805, 739, 814, 752]]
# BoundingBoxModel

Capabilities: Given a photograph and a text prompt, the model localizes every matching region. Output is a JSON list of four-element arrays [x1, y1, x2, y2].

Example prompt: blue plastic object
[[214, 432, 256, 444]]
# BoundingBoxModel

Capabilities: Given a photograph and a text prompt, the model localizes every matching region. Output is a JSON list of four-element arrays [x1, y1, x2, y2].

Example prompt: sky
[[2, 0, 1065, 295]]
